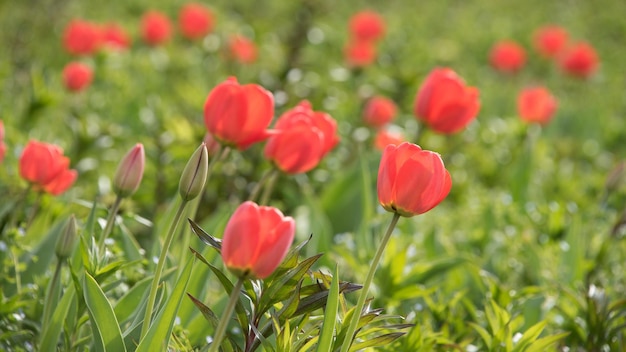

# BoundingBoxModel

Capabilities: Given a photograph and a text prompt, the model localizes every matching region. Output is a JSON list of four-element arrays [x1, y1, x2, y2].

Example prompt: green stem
[[24, 191, 42, 231], [42, 260, 63, 327], [140, 199, 188, 339], [340, 212, 401, 352], [209, 278, 244, 352], [248, 168, 273, 203], [259, 169, 279, 205], [97, 195, 123, 254]]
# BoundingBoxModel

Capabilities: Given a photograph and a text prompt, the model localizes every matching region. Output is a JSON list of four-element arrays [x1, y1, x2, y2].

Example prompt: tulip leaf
[[188, 218, 222, 252], [317, 266, 340, 352], [39, 286, 75, 352], [186, 293, 220, 328], [83, 272, 127, 352], [349, 332, 406, 351]]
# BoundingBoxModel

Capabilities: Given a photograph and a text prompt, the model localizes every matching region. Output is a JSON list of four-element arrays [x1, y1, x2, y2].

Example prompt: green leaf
[[188, 218, 222, 252], [39, 287, 75, 352], [349, 332, 406, 351], [186, 293, 220, 328], [525, 332, 570, 352], [317, 266, 340, 352], [135, 256, 195, 352], [83, 273, 127, 352], [469, 322, 492, 349]]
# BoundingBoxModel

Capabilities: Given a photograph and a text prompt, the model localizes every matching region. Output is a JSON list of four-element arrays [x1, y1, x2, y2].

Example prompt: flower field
[[1, 0, 626, 351]]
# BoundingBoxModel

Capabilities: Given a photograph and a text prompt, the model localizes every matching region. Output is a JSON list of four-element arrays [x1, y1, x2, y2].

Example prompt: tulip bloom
[[349, 10, 385, 42], [374, 129, 405, 151], [113, 143, 145, 198], [489, 40, 526, 73], [414, 68, 480, 134], [62, 62, 93, 92], [204, 77, 274, 150], [0, 120, 6, 163], [363, 96, 397, 128], [101, 23, 131, 50], [558, 42, 599, 78], [19, 140, 77, 195], [377, 142, 451, 217], [141, 11, 172, 46], [228, 35, 258, 64], [179, 3, 215, 40], [344, 39, 377, 68], [533, 25, 569, 58], [264, 101, 339, 174], [222, 201, 295, 279], [517, 87, 558, 126], [63, 19, 101, 56]]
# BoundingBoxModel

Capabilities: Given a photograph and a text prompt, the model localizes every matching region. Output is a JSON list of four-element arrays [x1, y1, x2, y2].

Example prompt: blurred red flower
[[344, 39, 377, 67], [141, 11, 172, 46], [101, 23, 131, 50], [63, 19, 101, 56], [264, 101, 339, 174], [0, 120, 6, 163], [489, 40, 526, 73], [374, 129, 405, 151], [349, 10, 385, 42], [203, 77, 274, 150], [517, 87, 558, 125], [377, 142, 451, 217], [221, 201, 295, 279], [533, 25, 569, 58], [558, 42, 599, 78], [363, 96, 397, 128], [228, 35, 257, 64], [414, 68, 480, 134], [62, 62, 93, 92], [179, 3, 215, 40], [19, 140, 77, 195]]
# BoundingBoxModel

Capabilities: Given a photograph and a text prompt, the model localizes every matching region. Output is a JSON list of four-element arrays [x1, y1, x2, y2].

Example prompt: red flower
[[63, 19, 101, 56], [344, 39, 377, 67], [377, 142, 451, 217], [0, 120, 6, 163], [221, 201, 295, 279], [414, 68, 480, 134], [349, 10, 385, 42], [489, 40, 526, 73], [558, 42, 599, 78], [533, 25, 569, 58], [141, 11, 172, 46], [374, 129, 405, 151], [517, 87, 558, 125], [113, 143, 145, 198], [101, 23, 131, 50], [62, 62, 93, 92], [203, 77, 274, 150], [264, 101, 339, 174], [179, 3, 215, 40], [363, 96, 397, 128], [228, 35, 258, 64], [19, 140, 77, 195]]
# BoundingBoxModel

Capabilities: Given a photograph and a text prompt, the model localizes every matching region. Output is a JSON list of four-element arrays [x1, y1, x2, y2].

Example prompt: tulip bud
[[179, 143, 209, 202], [113, 143, 145, 198], [55, 215, 78, 259]]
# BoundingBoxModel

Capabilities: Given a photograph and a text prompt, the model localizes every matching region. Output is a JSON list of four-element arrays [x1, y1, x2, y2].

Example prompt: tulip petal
[[252, 217, 295, 279], [44, 169, 78, 196], [393, 155, 434, 216], [221, 202, 261, 271]]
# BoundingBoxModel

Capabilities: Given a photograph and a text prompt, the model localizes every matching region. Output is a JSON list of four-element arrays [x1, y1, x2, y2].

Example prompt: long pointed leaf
[[317, 266, 340, 352], [83, 273, 127, 352]]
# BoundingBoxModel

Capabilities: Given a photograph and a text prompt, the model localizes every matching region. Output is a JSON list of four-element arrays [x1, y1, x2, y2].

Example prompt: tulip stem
[[140, 199, 188, 339], [42, 260, 63, 327], [259, 169, 279, 205], [248, 168, 273, 203], [210, 277, 244, 352], [98, 195, 123, 254], [340, 212, 401, 352]]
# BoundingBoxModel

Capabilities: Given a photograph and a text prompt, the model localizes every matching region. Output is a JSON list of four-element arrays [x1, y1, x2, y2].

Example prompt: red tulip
[[203, 77, 274, 150], [141, 11, 172, 46], [228, 35, 258, 64], [558, 42, 599, 78], [414, 68, 480, 134], [363, 96, 397, 128], [0, 120, 6, 163], [19, 140, 77, 195], [264, 101, 339, 174], [63, 19, 101, 56], [344, 39, 377, 68], [374, 129, 404, 151], [377, 142, 451, 217], [489, 40, 526, 73], [221, 201, 295, 279], [179, 3, 215, 40], [62, 62, 93, 92], [517, 87, 558, 125], [533, 25, 569, 58], [101, 23, 131, 50], [113, 143, 145, 198], [349, 10, 385, 42]]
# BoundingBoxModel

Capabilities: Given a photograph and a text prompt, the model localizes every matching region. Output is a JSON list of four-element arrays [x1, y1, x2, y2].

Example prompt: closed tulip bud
[[558, 42, 599, 79], [517, 87, 558, 125], [19, 140, 77, 196], [414, 68, 480, 134], [113, 143, 145, 198], [533, 25, 569, 58], [489, 40, 526, 73], [363, 96, 397, 128], [377, 142, 451, 217], [62, 62, 93, 92], [348, 10, 385, 42], [141, 11, 172, 46], [179, 143, 209, 201], [222, 201, 295, 279], [55, 215, 78, 259], [179, 3, 215, 40]]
